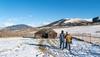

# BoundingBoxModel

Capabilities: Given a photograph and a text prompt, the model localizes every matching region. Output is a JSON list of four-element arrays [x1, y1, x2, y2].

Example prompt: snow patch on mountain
[[64, 18, 89, 23]]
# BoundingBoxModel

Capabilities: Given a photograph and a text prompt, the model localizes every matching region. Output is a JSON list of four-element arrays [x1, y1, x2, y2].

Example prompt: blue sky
[[0, 0, 100, 27]]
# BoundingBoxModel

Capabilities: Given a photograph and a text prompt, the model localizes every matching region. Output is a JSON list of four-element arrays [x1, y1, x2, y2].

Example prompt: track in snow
[[0, 38, 100, 57]]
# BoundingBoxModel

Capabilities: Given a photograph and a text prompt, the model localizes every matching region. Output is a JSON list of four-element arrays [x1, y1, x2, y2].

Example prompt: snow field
[[0, 38, 100, 57]]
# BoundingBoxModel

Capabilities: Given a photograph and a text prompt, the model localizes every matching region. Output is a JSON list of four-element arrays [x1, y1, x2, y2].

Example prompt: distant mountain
[[41, 18, 91, 28], [0, 24, 39, 37], [41, 19, 67, 27], [1, 24, 34, 31]]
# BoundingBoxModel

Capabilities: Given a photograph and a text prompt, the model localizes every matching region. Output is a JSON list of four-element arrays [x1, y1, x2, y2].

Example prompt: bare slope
[[0, 24, 38, 37]]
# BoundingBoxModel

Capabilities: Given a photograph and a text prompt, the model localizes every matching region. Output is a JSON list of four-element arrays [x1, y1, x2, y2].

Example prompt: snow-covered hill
[[41, 18, 91, 27], [53, 25, 100, 45], [0, 38, 100, 57], [54, 25, 100, 33], [54, 25, 100, 37]]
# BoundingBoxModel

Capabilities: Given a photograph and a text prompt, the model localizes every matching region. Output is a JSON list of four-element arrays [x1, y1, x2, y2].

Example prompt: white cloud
[[27, 21, 51, 27], [27, 23, 42, 27], [0, 18, 16, 27], [42, 21, 50, 25], [17, 15, 33, 20], [0, 15, 61, 28], [0, 15, 34, 27], [3, 22, 14, 27]]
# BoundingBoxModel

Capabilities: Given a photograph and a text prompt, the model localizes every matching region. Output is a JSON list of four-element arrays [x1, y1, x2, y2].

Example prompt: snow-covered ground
[[54, 25, 100, 46], [0, 37, 100, 57], [54, 25, 100, 34]]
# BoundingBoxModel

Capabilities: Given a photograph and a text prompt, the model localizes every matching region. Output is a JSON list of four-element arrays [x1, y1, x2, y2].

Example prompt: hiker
[[65, 32, 68, 48], [65, 33, 72, 52], [59, 30, 65, 49]]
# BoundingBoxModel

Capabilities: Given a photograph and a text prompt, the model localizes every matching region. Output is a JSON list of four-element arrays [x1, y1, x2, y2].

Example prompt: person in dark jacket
[[65, 32, 68, 48], [59, 30, 65, 49]]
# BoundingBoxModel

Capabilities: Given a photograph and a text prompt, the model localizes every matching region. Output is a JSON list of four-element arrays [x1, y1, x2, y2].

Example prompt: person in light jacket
[[65, 33, 72, 52]]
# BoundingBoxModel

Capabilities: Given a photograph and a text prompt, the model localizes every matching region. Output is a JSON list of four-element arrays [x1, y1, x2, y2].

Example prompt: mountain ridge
[[0, 24, 38, 37], [0, 24, 34, 31], [40, 18, 92, 28]]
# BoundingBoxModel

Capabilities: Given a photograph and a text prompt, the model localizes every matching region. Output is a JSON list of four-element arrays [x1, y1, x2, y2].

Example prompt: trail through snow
[[0, 38, 100, 57]]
